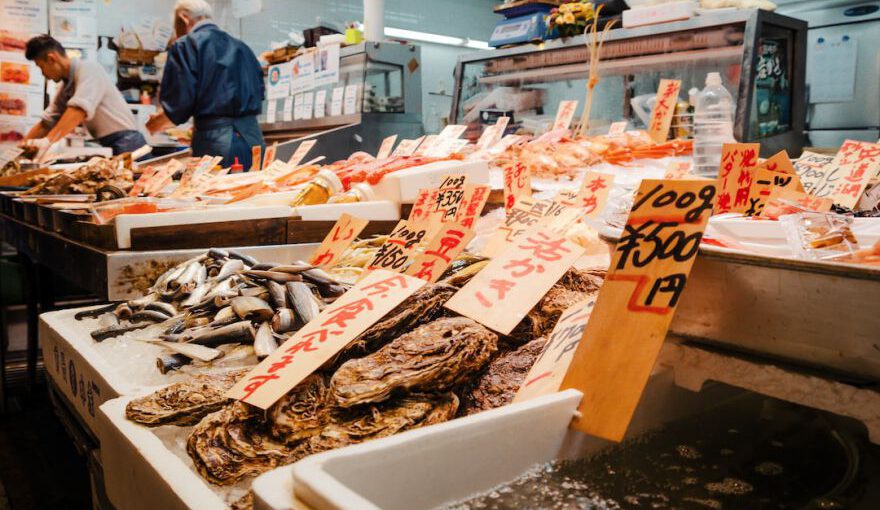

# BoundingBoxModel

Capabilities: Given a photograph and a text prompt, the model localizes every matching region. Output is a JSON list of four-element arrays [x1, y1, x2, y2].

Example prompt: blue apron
[[97, 130, 148, 156], [192, 116, 264, 169]]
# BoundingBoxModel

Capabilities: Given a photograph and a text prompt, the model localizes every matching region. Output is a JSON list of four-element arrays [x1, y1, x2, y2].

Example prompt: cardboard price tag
[[288, 139, 317, 166], [456, 184, 491, 229], [503, 162, 531, 211], [446, 226, 585, 335], [309, 213, 370, 267], [376, 135, 398, 160], [262, 142, 278, 170], [561, 179, 716, 442], [574, 171, 613, 219], [392, 136, 424, 157], [413, 135, 438, 157], [226, 270, 427, 409], [553, 100, 578, 131], [759, 188, 833, 219], [250, 146, 262, 171], [607, 121, 627, 137], [715, 142, 760, 214], [648, 79, 681, 143], [409, 174, 469, 229], [758, 150, 797, 176], [405, 225, 475, 283], [828, 140, 880, 209], [488, 134, 523, 155], [477, 116, 509, 149], [513, 298, 596, 403], [795, 151, 835, 197], [744, 169, 804, 216], [481, 197, 572, 258], [367, 220, 428, 272]]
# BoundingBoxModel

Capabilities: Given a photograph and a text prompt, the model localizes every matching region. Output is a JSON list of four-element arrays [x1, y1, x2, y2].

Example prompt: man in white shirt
[[22, 35, 147, 157]]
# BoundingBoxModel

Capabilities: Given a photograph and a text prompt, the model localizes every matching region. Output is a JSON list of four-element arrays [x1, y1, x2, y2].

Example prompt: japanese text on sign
[[457, 184, 491, 229], [367, 220, 427, 272], [744, 168, 803, 216], [553, 100, 579, 131], [561, 179, 716, 442], [759, 188, 833, 219], [828, 140, 880, 209], [574, 171, 613, 219], [405, 225, 475, 283], [288, 139, 317, 166], [392, 136, 425, 157], [795, 151, 835, 197], [226, 270, 426, 408], [514, 298, 596, 403], [251, 146, 262, 171], [310, 213, 370, 267], [477, 116, 510, 150], [648, 79, 681, 143], [715, 143, 760, 214], [262, 142, 278, 170], [376, 135, 398, 160], [503, 163, 531, 211], [482, 197, 573, 258], [758, 150, 797, 176], [446, 227, 585, 335]]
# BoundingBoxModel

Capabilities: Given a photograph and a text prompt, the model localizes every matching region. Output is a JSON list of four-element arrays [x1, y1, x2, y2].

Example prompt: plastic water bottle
[[693, 72, 735, 178]]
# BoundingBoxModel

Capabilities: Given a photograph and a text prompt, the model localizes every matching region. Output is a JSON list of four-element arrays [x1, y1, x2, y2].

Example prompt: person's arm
[[23, 120, 49, 141], [45, 105, 87, 144], [146, 109, 175, 134]]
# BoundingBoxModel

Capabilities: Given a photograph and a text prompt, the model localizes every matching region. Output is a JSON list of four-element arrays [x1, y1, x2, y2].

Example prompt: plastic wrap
[[780, 212, 860, 261]]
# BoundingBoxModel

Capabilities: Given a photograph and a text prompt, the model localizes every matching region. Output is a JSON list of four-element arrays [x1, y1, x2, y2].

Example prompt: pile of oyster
[[77, 248, 350, 374], [23, 157, 133, 195], [125, 263, 605, 487]]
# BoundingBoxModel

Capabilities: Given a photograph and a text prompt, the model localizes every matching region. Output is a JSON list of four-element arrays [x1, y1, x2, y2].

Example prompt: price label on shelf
[[561, 179, 716, 442], [647, 79, 681, 143], [715, 142, 760, 214], [404, 224, 475, 283], [553, 100, 578, 131], [282, 97, 294, 122], [330, 87, 344, 116], [314, 90, 327, 118], [376, 135, 397, 160], [288, 139, 317, 166]]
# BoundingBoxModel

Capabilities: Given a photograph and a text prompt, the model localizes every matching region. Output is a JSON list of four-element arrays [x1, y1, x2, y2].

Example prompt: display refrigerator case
[[261, 42, 424, 163], [451, 9, 807, 157]]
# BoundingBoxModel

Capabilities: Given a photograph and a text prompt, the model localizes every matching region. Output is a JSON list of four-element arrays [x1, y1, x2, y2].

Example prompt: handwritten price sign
[[503, 163, 531, 211], [405, 225, 475, 283], [828, 140, 880, 209], [481, 196, 571, 258], [227, 270, 426, 408], [744, 169, 803, 216], [392, 136, 425, 157], [715, 142, 760, 214], [553, 100, 579, 131], [288, 139, 317, 166], [574, 171, 613, 219], [513, 298, 596, 403], [457, 184, 491, 229], [648, 79, 681, 143], [561, 179, 716, 442], [310, 214, 370, 267], [795, 151, 834, 196], [367, 220, 427, 272], [758, 150, 797, 176], [446, 226, 585, 335]]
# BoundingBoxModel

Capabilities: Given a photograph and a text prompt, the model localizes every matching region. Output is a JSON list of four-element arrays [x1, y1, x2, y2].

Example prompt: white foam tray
[[372, 159, 489, 203], [293, 201, 400, 221], [42, 243, 319, 438], [255, 364, 740, 510], [114, 205, 293, 249]]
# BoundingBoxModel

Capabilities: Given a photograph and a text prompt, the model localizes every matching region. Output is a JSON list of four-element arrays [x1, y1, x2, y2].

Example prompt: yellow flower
[[559, 3, 572, 13], [562, 12, 576, 24]]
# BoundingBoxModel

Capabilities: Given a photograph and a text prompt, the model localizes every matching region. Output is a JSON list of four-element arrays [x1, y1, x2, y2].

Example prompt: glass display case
[[451, 9, 807, 157], [262, 42, 423, 162]]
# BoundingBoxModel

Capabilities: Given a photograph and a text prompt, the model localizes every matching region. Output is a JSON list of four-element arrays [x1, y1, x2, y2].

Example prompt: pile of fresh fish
[[125, 265, 606, 489], [76, 248, 350, 374]]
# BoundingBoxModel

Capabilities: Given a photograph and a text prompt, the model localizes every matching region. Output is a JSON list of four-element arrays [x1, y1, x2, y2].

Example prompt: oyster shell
[[460, 337, 548, 416], [267, 374, 330, 445], [330, 283, 458, 368], [330, 317, 498, 407], [294, 392, 459, 460], [186, 401, 293, 485], [508, 268, 605, 343], [125, 369, 246, 426]]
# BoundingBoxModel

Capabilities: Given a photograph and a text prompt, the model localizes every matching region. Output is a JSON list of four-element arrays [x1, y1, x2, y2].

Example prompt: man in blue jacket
[[147, 0, 265, 168]]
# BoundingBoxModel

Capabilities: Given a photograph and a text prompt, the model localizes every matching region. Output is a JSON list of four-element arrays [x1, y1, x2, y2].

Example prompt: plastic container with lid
[[289, 169, 344, 207], [326, 182, 376, 204]]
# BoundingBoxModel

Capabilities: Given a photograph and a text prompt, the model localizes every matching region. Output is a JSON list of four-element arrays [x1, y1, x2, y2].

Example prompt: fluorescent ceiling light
[[384, 27, 489, 50]]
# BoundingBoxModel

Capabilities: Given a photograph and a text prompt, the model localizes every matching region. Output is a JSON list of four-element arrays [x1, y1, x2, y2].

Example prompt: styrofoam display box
[[250, 364, 742, 510], [372, 159, 490, 203], [41, 243, 319, 439]]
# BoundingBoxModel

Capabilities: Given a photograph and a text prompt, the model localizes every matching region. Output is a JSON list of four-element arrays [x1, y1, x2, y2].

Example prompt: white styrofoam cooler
[[253, 364, 741, 510], [42, 243, 319, 438], [372, 160, 490, 204]]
